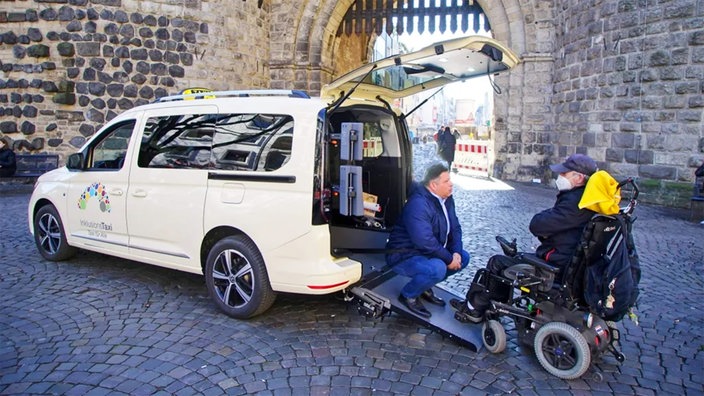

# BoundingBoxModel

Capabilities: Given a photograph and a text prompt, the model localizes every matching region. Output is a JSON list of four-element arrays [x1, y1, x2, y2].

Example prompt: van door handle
[[131, 190, 147, 198], [109, 188, 124, 196]]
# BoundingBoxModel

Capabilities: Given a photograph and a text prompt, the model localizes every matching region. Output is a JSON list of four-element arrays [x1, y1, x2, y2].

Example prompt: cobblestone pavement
[[1, 143, 703, 395]]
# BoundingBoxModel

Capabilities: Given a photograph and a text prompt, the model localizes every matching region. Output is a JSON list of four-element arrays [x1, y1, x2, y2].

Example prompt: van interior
[[325, 105, 413, 274]]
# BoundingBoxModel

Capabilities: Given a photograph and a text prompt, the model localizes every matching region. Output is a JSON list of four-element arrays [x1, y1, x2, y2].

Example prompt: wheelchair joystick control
[[496, 236, 518, 257]]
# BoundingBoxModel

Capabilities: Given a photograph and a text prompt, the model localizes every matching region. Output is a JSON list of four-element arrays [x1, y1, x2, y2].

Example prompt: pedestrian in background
[[437, 126, 456, 171], [433, 125, 443, 142], [0, 139, 16, 177]]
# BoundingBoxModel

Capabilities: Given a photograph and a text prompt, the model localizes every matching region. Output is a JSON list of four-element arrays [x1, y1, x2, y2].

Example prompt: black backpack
[[567, 213, 641, 321]]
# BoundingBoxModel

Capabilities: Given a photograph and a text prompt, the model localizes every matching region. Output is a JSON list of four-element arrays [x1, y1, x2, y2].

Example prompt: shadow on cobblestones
[[1, 144, 702, 395]]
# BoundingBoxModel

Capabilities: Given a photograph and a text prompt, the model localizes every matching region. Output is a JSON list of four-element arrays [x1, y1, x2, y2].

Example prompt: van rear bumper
[[269, 256, 362, 294]]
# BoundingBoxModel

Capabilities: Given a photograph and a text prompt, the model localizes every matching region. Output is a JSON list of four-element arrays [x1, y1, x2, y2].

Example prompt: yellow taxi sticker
[[180, 88, 215, 100]]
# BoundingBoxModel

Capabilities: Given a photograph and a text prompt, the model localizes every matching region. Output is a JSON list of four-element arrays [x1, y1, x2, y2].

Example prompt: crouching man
[[386, 163, 470, 318]]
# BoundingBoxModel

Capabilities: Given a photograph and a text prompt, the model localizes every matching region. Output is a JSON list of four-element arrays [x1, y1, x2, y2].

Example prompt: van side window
[[88, 120, 135, 170], [138, 113, 294, 172], [213, 114, 293, 171]]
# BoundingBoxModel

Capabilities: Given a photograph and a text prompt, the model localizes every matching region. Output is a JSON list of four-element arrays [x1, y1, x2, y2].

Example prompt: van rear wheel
[[205, 236, 276, 319]]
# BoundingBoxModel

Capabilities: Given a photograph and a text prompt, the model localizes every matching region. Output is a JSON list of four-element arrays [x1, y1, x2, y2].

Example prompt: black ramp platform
[[369, 274, 484, 352]]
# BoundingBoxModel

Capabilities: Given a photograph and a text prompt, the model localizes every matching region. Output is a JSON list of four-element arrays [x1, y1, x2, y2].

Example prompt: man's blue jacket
[[386, 183, 463, 266]]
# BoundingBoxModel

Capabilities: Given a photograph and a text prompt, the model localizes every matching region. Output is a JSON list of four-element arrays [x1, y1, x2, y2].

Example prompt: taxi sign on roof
[[180, 87, 215, 100]]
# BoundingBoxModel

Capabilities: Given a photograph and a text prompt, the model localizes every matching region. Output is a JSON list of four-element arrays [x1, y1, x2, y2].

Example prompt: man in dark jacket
[[437, 126, 456, 171], [0, 139, 17, 177], [452, 153, 598, 322], [386, 163, 470, 318]]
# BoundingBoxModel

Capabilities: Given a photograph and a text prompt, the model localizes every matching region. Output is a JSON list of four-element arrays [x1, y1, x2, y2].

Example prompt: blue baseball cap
[[550, 154, 597, 176]]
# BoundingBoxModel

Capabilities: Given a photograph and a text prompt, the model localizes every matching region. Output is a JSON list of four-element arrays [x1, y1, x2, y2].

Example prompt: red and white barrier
[[363, 138, 382, 157], [454, 141, 489, 176]]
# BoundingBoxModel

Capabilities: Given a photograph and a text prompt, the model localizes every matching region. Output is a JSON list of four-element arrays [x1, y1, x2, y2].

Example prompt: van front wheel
[[205, 236, 276, 319], [34, 204, 78, 261]]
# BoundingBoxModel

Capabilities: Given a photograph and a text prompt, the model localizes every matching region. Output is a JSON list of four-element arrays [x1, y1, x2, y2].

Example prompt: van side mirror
[[66, 153, 84, 170]]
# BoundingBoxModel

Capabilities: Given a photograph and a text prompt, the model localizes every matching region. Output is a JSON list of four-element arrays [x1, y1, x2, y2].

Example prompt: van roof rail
[[155, 89, 311, 102]]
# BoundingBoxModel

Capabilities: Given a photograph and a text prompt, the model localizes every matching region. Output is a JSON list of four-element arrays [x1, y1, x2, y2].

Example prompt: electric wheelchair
[[457, 178, 640, 380]]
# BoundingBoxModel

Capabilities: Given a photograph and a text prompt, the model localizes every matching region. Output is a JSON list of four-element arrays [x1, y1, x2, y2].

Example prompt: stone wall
[[268, 0, 363, 93], [549, 0, 703, 206], [490, 0, 557, 181], [0, 0, 269, 159]]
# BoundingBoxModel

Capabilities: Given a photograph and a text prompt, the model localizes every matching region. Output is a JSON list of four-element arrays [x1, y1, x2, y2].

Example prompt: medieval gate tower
[[0, 0, 702, 207]]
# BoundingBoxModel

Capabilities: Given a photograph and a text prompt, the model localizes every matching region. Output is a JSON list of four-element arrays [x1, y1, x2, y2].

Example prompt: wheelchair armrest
[[518, 253, 560, 273]]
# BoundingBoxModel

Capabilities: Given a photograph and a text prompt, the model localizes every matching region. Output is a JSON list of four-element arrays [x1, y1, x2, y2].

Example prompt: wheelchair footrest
[[454, 310, 482, 324]]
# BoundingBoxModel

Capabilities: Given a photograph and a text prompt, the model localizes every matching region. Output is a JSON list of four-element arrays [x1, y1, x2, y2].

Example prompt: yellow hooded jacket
[[579, 170, 621, 215]]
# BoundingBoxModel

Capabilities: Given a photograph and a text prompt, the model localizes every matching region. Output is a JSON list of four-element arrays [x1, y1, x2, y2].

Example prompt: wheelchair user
[[451, 153, 599, 322]]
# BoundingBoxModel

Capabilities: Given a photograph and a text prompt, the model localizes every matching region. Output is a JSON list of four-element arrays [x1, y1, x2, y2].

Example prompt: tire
[[502, 263, 535, 280], [482, 319, 507, 353], [33, 204, 78, 261], [534, 321, 591, 379], [205, 235, 276, 319]]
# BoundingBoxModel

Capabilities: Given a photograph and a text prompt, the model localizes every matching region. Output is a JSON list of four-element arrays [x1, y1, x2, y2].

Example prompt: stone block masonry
[[0, 0, 270, 160], [547, 0, 704, 207], [0, 4, 207, 156]]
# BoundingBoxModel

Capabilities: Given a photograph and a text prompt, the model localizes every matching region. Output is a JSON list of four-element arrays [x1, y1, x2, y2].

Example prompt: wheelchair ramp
[[354, 269, 484, 352]]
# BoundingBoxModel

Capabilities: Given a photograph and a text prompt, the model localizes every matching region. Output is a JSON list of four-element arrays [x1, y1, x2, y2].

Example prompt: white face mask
[[555, 174, 573, 191]]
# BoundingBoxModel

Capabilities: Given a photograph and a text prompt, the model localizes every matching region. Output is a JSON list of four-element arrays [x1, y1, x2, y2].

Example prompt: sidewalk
[[1, 147, 703, 395]]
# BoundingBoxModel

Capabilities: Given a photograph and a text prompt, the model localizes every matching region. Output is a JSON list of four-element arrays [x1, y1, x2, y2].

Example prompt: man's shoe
[[421, 289, 446, 306], [399, 294, 431, 318]]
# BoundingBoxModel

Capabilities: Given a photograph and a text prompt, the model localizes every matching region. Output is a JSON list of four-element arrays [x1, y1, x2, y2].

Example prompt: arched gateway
[[267, 0, 542, 185], [0, 0, 701, 207]]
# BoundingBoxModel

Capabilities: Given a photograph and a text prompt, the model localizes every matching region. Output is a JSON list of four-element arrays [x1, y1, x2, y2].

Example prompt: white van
[[29, 36, 519, 319]]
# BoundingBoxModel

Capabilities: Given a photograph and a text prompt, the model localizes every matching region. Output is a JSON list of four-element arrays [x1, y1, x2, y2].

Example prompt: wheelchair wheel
[[502, 263, 535, 280], [534, 322, 591, 379], [482, 320, 507, 353]]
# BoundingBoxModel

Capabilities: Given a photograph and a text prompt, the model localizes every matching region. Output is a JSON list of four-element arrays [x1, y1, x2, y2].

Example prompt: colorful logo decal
[[77, 182, 111, 213]]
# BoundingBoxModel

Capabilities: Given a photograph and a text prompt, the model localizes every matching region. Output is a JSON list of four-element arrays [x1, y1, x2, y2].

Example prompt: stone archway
[[269, 0, 555, 179], [269, 0, 537, 87], [268, 0, 363, 93]]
